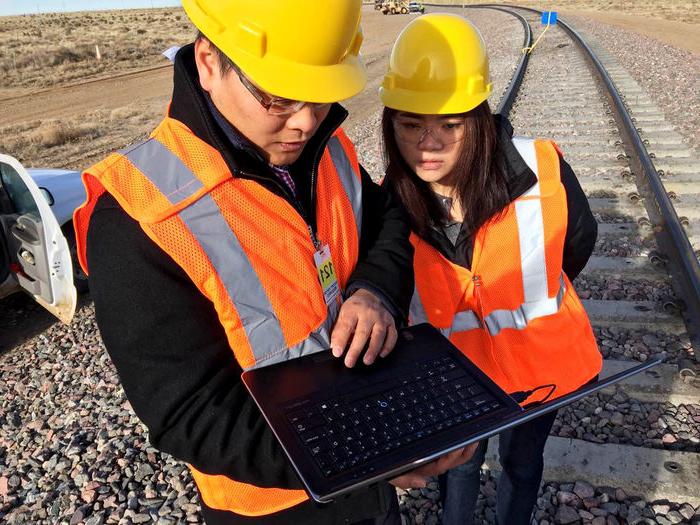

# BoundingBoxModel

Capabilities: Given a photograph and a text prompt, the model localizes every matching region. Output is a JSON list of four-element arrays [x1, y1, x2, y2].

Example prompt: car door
[[0, 153, 76, 324]]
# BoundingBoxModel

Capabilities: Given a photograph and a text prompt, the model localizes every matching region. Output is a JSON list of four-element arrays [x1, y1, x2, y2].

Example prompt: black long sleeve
[[87, 193, 303, 489], [560, 157, 598, 281], [346, 165, 414, 321]]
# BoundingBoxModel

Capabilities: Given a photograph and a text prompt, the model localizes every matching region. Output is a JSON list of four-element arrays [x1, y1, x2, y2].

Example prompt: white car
[[0, 153, 84, 324]]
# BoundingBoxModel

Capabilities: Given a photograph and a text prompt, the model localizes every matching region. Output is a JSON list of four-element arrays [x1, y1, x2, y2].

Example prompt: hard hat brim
[[379, 85, 491, 115], [236, 55, 367, 104]]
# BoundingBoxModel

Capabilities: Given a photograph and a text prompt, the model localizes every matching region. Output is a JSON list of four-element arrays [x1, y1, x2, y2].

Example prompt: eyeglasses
[[392, 117, 466, 146], [231, 63, 331, 116]]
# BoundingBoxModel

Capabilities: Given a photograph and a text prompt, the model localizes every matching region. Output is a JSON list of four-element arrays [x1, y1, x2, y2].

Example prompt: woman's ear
[[194, 38, 218, 93]]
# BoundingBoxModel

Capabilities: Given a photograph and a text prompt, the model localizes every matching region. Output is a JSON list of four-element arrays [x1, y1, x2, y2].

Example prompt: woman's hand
[[388, 443, 478, 489]]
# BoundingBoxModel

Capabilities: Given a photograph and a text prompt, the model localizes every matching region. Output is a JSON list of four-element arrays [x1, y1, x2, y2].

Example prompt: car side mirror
[[40, 187, 54, 206]]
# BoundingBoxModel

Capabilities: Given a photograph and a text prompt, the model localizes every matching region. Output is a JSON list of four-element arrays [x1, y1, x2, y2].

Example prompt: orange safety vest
[[74, 116, 363, 516], [410, 137, 601, 405]]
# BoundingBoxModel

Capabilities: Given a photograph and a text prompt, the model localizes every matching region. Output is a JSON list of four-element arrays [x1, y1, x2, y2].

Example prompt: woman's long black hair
[[382, 101, 510, 242]]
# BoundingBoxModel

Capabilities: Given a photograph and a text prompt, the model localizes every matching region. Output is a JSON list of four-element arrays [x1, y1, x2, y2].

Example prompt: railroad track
[[425, 2, 700, 510]]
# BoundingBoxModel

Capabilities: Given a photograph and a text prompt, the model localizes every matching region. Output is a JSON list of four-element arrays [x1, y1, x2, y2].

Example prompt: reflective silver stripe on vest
[[412, 275, 566, 337], [451, 310, 482, 333], [124, 140, 338, 370], [327, 136, 362, 239], [266, 298, 341, 368], [124, 138, 204, 202], [512, 137, 539, 192], [483, 275, 566, 336], [410, 285, 466, 338], [409, 285, 429, 324], [512, 137, 549, 303]]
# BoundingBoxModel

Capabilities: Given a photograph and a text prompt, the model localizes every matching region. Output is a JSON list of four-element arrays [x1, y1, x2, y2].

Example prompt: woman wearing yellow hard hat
[[380, 13, 602, 525]]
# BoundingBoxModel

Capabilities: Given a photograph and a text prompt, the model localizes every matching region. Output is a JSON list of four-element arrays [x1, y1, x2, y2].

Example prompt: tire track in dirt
[[0, 66, 174, 127]]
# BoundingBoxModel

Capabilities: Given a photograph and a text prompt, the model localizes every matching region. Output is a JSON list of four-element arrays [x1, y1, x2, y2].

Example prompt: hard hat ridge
[[182, 0, 367, 103], [380, 13, 492, 114]]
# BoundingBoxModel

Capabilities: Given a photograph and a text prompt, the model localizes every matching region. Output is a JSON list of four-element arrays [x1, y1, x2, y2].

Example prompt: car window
[[0, 162, 39, 216]]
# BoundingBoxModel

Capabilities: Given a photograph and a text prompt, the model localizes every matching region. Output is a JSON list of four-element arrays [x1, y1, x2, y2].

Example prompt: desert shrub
[[12, 44, 95, 72], [29, 121, 101, 148], [109, 106, 140, 122], [50, 47, 83, 65]]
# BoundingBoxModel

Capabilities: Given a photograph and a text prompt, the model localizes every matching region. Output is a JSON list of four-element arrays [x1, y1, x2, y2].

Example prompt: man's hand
[[388, 444, 478, 489], [330, 288, 397, 368]]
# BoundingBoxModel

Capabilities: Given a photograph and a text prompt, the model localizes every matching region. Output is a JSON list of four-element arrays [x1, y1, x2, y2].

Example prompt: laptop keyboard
[[285, 355, 502, 478]]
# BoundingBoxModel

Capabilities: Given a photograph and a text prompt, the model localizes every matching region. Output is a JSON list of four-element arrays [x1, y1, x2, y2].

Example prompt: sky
[[0, 0, 180, 16]]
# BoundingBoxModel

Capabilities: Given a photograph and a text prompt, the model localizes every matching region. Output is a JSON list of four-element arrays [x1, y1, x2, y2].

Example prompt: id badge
[[313, 244, 341, 306]]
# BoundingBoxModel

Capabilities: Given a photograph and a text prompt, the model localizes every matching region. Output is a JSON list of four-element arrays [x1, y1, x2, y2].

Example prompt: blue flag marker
[[541, 11, 558, 25]]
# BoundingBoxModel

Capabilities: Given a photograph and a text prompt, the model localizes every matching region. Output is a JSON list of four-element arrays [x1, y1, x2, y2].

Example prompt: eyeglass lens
[[393, 119, 465, 145]]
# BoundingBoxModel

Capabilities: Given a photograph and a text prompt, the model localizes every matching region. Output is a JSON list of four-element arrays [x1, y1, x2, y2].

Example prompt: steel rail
[[482, 7, 531, 116], [421, 3, 530, 116], [504, 4, 700, 354]]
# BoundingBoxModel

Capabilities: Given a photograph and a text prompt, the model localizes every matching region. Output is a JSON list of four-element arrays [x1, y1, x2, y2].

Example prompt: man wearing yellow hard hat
[[70, 1, 447, 523]]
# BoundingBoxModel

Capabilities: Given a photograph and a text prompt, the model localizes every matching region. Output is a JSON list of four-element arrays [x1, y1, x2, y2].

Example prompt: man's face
[[195, 39, 331, 166]]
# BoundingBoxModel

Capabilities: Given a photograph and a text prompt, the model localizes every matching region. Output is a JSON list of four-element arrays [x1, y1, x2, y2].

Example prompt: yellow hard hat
[[182, 0, 366, 103], [380, 13, 492, 114]]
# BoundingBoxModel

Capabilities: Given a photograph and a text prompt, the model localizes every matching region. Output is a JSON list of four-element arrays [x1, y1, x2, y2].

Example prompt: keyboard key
[[300, 429, 324, 445], [310, 441, 330, 456], [292, 414, 325, 433], [468, 384, 484, 396], [472, 394, 491, 407]]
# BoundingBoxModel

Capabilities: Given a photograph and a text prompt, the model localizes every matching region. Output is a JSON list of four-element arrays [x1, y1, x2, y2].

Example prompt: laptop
[[242, 323, 660, 503]]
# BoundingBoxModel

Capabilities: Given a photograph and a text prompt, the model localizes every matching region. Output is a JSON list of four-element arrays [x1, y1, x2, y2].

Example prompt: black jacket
[[86, 44, 412, 524], [420, 116, 597, 280]]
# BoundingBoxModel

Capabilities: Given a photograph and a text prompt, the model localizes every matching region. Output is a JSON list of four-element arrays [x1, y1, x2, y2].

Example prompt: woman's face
[[392, 112, 465, 192]]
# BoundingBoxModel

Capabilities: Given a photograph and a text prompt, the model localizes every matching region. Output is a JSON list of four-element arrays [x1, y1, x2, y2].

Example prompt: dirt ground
[[557, 9, 700, 54], [0, 8, 420, 171], [438, 0, 700, 25], [0, 5, 697, 172], [434, 1, 700, 54]]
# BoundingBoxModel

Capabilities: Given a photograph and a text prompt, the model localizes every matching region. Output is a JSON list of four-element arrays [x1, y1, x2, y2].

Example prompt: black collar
[[493, 114, 538, 200]]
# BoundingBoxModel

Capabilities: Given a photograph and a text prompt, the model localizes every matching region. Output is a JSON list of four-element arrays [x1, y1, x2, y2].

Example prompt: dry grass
[[0, 7, 190, 169], [3, 2, 695, 93], [28, 121, 101, 147], [0, 7, 194, 90], [431, 1, 700, 24], [0, 102, 162, 169]]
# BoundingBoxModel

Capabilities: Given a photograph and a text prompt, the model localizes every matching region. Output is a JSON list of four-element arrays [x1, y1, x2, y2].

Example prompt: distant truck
[[374, 0, 384, 9], [409, 1, 425, 13], [381, 1, 409, 15]]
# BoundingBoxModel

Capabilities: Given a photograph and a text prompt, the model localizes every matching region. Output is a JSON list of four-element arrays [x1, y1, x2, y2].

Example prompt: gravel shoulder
[[561, 11, 700, 152]]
